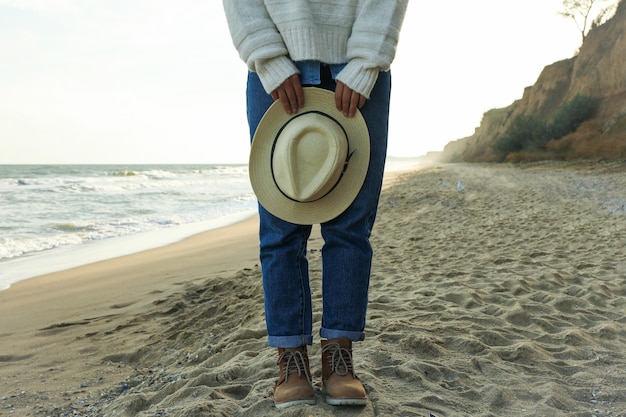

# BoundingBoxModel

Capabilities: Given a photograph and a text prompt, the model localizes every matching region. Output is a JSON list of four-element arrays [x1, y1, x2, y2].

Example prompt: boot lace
[[322, 342, 356, 377], [277, 350, 312, 385]]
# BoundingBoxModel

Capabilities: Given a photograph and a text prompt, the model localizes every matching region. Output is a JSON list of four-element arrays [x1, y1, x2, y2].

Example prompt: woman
[[222, 0, 407, 409]]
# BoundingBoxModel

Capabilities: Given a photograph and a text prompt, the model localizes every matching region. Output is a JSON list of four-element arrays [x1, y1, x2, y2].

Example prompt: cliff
[[439, 0, 626, 162]]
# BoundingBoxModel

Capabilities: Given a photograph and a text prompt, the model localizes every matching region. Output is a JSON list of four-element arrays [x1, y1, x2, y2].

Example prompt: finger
[[287, 75, 305, 113], [341, 86, 352, 117], [358, 94, 367, 109], [277, 88, 293, 114], [335, 82, 345, 112], [347, 93, 367, 118], [347, 91, 361, 118], [284, 80, 299, 114], [285, 90, 297, 114], [294, 79, 305, 109]]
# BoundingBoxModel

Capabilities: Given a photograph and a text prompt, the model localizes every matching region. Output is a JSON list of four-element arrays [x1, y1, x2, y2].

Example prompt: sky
[[0, 0, 585, 165]]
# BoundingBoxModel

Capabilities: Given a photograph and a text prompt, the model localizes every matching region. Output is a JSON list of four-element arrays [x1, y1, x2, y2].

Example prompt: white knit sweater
[[222, 0, 408, 98]]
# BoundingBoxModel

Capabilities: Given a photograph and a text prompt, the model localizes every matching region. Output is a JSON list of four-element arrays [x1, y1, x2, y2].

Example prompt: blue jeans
[[246, 65, 391, 348]]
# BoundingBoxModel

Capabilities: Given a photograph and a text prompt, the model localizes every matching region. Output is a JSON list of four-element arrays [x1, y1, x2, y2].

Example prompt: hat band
[[270, 110, 354, 204]]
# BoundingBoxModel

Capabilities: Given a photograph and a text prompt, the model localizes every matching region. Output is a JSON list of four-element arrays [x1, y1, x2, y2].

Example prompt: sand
[[1, 162, 625, 417]]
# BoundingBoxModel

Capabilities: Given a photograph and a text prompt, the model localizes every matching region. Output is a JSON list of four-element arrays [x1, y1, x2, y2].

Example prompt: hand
[[335, 81, 367, 118], [271, 74, 304, 114]]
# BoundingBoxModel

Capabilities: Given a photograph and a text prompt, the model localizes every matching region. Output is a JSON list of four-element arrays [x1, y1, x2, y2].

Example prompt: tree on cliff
[[559, 0, 617, 43]]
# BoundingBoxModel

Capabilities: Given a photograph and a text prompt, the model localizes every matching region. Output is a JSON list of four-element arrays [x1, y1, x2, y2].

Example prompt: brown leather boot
[[274, 346, 315, 409], [321, 338, 367, 406]]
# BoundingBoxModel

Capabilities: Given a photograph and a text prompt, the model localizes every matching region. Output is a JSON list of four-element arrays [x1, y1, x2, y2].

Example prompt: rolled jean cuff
[[320, 327, 365, 342], [267, 334, 313, 348]]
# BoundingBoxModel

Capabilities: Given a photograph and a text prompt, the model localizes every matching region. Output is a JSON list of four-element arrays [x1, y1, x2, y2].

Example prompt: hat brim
[[249, 87, 370, 225]]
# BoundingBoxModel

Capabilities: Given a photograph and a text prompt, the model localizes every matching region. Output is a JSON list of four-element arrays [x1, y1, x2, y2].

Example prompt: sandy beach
[[1, 162, 625, 417]]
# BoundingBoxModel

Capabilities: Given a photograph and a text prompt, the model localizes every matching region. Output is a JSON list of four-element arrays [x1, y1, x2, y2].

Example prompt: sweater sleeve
[[335, 0, 408, 98], [222, 0, 299, 94]]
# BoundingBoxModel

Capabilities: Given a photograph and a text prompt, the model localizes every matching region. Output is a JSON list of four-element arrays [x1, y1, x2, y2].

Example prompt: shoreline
[[0, 210, 257, 291], [0, 214, 262, 333]]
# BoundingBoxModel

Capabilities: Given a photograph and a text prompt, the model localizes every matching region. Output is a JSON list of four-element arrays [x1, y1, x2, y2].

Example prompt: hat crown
[[272, 113, 348, 202]]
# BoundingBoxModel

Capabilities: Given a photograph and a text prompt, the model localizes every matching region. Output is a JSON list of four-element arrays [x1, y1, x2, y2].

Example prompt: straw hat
[[249, 87, 370, 225]]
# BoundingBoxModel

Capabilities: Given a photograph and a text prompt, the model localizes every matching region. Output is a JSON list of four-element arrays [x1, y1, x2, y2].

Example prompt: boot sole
[[275, 398, 316, 409], [325, 397, 367, 406]]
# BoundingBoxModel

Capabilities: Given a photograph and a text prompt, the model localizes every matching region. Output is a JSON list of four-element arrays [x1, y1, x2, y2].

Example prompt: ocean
[[0, 159, 420, 290], [0, 164, 257, 290]]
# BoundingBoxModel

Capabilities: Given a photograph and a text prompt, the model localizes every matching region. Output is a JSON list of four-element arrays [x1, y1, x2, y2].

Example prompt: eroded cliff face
[[440, 1, 626, 162]]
